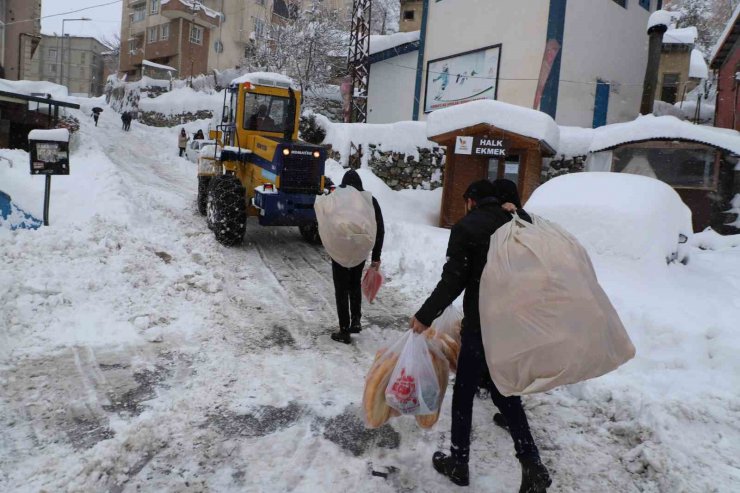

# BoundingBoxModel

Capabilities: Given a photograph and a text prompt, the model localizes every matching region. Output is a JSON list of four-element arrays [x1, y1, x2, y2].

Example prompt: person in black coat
[[409, 179, 551, 492], [330, 170, 384, 344]]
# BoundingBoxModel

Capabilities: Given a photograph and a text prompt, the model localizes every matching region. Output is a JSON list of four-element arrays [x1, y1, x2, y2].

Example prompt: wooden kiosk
[[430, 122, 557, 228]]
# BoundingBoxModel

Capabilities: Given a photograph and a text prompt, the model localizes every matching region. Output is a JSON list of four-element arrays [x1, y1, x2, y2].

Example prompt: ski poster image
[[424, 45, 501, 113]]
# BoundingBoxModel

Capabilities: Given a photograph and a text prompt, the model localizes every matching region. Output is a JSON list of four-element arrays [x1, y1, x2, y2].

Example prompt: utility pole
[[347, 0, 371, 123]]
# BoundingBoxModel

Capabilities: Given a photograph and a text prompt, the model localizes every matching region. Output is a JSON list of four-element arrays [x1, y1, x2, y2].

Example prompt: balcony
[[161, 0, 222, 28]]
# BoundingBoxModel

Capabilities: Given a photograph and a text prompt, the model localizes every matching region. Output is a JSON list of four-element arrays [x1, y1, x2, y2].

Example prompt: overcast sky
[[41, 0, 122, 42]]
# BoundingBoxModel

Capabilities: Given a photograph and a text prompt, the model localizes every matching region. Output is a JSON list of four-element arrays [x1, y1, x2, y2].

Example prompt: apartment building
[[119, 0, 223, 79], [119, 0, 351, 79], [0, 0, 42, 80], [33, 35, 107, 96]]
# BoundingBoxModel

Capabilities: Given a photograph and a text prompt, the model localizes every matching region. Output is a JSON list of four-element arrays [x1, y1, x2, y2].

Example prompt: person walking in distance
[[178, 128, 189, 157], [330, 170, 384, 344], [409, 179, 551, 492], [91, 107, 103, 127]]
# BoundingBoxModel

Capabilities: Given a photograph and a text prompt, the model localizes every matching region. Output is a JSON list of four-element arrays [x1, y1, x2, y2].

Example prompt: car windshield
[[243, 92, 289, 133]]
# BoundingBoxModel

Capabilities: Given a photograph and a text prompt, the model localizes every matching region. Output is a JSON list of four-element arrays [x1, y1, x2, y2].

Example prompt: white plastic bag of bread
[[363, 330, 449, 429], [426, 305, 462, 372]]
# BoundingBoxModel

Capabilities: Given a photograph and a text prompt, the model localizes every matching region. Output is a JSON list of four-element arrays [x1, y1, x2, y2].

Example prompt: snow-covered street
[[2, 103, 740, 492]]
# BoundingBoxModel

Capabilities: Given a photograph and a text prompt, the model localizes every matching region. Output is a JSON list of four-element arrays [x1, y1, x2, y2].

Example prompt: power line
[[3, 0, 123, 27]]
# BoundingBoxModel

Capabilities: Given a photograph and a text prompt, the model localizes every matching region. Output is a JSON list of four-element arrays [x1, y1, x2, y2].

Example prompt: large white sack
[[315, 186, 376, 268], [480, 214, 635, 397]]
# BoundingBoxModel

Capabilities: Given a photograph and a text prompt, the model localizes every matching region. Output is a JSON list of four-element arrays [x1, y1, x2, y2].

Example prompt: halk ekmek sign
[[455, 136, 508, 157]]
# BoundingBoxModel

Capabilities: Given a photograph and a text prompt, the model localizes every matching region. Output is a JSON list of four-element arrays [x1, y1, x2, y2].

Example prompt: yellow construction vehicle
[[199, 73, 330, 246]]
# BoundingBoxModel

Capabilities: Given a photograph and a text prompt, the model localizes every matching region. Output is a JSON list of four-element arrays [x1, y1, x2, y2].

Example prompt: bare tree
[[371, 0, 400, 35], [666, 0, 739, 53], [242, 3, 348, 94]]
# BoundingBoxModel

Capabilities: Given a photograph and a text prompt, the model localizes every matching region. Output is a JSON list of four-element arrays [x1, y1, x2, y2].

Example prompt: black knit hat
[[463, 179, 497, 202]]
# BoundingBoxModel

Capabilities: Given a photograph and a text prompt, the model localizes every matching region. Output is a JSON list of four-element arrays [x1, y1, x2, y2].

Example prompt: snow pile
[[662, 26, 698, 45], [556, 126, 595, 158], [138, 86, 225, 116], [316, 115, 437, 167], [369, 31, 419, 55], [28, 128, 70, 142], [231, 72, 297, 89], [526, 173, 692, 264], [426, 99, 560, 153], [648, 10, 672, 30], [161, 0, 222, 20], [589, 114, 740, 155], [689, 49, 709, 79], [689, 228, 740, 249]]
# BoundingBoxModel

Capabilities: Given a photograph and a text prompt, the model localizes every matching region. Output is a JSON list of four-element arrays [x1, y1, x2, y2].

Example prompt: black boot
[[330, 329, 351, 344], [432, 451, 469, 487], [493, 412, 509, 430], [348, 318, 362, 334], [519, 457, 551, 493]]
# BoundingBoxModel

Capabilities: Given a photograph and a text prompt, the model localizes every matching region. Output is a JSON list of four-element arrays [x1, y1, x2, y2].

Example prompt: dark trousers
[[179, 147, 185, 157], [93, 115, 99, 126], [451, 326, 540, 463], [331, 260, 364, 330]]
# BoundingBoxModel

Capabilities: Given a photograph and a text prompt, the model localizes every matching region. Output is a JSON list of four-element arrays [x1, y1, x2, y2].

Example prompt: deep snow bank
[[526, 173, 693, 264]]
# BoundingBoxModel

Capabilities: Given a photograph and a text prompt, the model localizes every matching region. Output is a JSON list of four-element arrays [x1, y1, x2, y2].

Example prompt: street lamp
[[59, 18, 91, 88]]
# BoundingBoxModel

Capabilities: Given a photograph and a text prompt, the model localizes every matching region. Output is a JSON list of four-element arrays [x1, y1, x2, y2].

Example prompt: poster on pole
[[424, 44, 501, 113]]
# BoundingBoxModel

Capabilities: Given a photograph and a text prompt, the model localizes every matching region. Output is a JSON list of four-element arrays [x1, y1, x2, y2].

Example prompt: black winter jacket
[[415, 198, 531, 331], [340, 170, 385, 262]]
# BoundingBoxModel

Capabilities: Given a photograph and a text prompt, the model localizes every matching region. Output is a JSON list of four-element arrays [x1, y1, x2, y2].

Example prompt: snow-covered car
[[526, 172, 693, 265], [185, 139, 216, 163]]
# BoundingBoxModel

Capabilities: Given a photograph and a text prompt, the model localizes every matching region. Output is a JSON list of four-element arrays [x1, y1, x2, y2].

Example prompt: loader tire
[[299, 222, 321, 245], [206, 174, 246, 246], [197, 176, 211, 216]]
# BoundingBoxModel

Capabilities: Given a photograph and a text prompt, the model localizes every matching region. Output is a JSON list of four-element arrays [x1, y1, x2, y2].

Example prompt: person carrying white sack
[[322, 170, 384, 344], [410, 179, 551, 492]]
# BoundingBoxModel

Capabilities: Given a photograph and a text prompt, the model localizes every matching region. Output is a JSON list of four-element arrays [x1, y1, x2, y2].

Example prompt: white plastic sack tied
[[479, 214, 635, 396], [315, 186, 376, 268], [385, 331, 442, 415]]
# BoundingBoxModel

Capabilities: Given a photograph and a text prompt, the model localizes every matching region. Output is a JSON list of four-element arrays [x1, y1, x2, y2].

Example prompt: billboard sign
[[424, 44, 501, 113]]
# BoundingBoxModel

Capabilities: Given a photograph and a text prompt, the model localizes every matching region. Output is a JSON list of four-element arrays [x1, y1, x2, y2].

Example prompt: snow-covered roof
[[557, 126, 596, 158], [161, 0, 222, 20], [0, 78, 69, 99], [142, 59, 177, 72], [230, 72, 298, 90], [426, 99, 560, 153], [28, 128, 70, 142], [710, 4, 740, 67], [663, 27, 698, 45], [689, 49, 709, 79], [369, 31, 420, 56], [648, 10, 672, 31], [589, 115, 740, 155]]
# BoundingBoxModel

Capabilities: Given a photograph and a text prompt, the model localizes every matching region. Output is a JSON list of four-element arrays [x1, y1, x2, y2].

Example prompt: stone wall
[[365, 144, 446, 190], [137, 110, 214, 127]]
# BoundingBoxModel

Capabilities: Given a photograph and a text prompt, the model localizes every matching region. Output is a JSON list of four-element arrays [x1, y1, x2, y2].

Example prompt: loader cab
[[228, 76, 300, 148]]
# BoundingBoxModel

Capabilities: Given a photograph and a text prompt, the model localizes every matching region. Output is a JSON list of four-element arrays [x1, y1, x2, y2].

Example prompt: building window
[[150, 0, 160, 14], [147, 26, 158, 44], [160, 23, 170, 40], [611, 0, 627, 7], [257, 0, 265, 5], [49, 64, 57, 73], [129, 39, 138, 54], [613, 147, 718, 190], [253, 17, 265, 38], [660, 73, 679, 104], [404, 10, 415, 21], [190, 25, 204, 45], [132, 7, 146, 23], [48, 49, 57, 61], [81, 52, 86, 64], [639, 0, 650, 9]]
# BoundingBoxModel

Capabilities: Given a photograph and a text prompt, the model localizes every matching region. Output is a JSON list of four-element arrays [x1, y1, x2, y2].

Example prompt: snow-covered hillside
[[1, 101, 739, 492]]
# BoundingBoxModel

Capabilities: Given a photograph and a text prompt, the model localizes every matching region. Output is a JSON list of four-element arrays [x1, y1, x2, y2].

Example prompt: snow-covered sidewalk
[[1, 102, 739, 492]]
